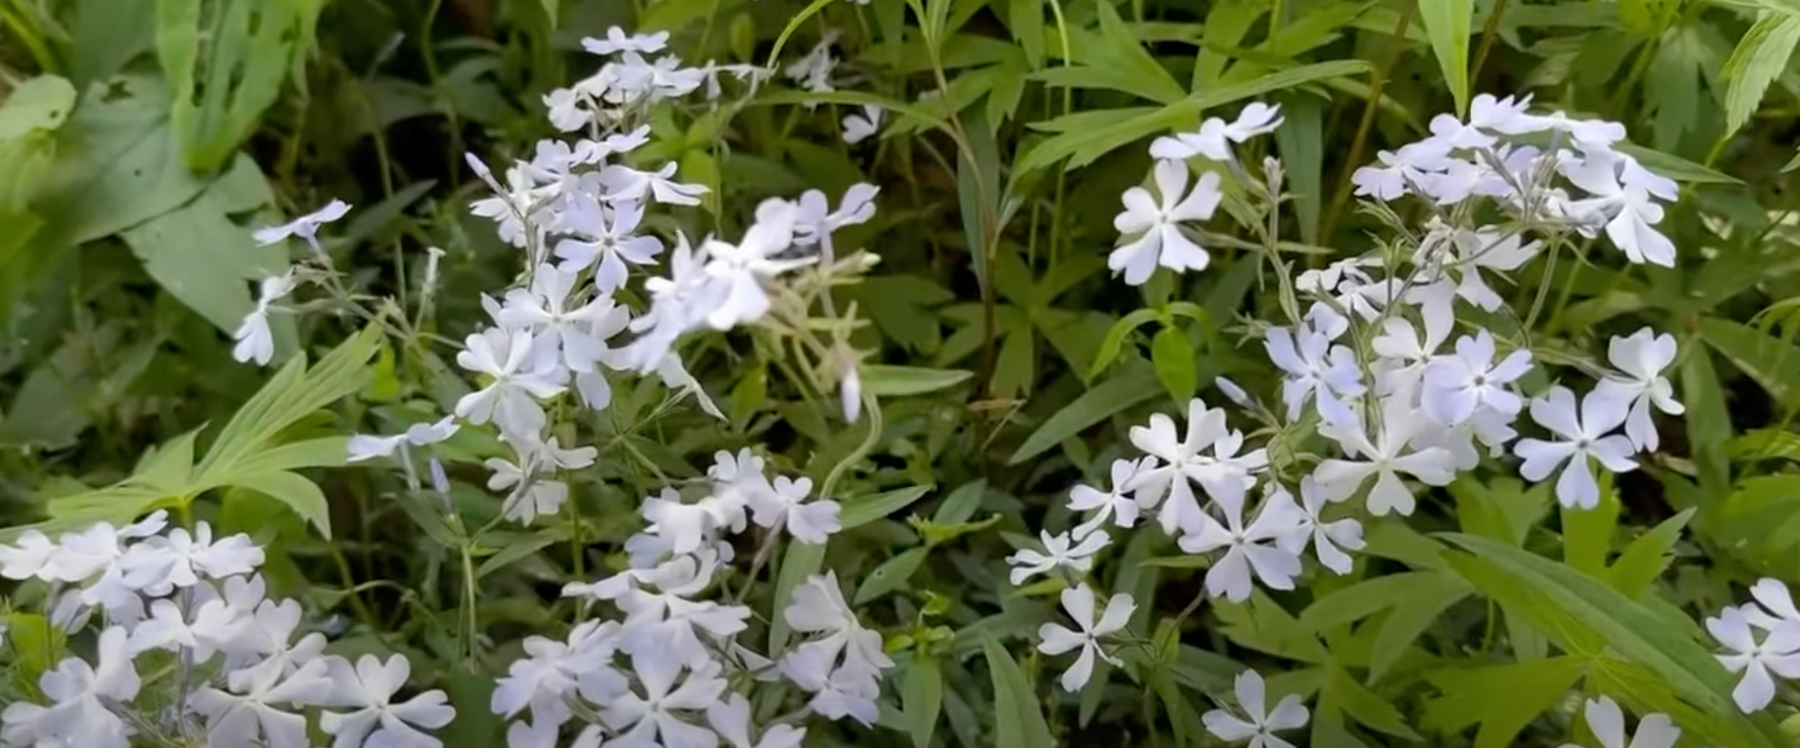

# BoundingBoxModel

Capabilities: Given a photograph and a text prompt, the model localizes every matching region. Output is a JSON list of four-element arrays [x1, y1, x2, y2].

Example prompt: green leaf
[[840, 485, 934, 529], [1273, 93, 1324, 243], [1421, 657, 1588, 748], [119, 154, 285, 334], [0, 75, 76, 139], [860, 365, 974, 396], [5, 612, 66, 686], [1326, 663, 1420, 740], [229, 470, 331, 539], [1007, 0, 1044, 68], [158, 0, 313, 172], [1722, 11, 1800, 137], [1089, 308, 1162, 379], [1417, 0, 1473, 116], [1138, 554, 1212, 569], [958, 106, 1002, 293], [903, 654, 944, 748], [1607, 508, 1694, 597], [1615, 142, 1743, 185], [35, 74, 211, 243], [1731, 428, 1800, 462], [1008, 364, 1159, 465], [1683, 340, 1732, 496], [983, 637, 1055, 748], [476, 532, 558, 578], [1150, 326, 1197, 403], [855, 546, 929, 604], [1701, 316, 1800, 410], [1560, 474, 1620, 577], [933, 480, 987, 525], [196, 325, 382, 481], [1440, 533, 1784, 748]]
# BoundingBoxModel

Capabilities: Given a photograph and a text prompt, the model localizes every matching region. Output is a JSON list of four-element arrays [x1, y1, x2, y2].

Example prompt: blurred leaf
[[1417, 0, 1473, 115], [861, 365, 974, 396], [119, 154, 284, 334], [230, 470, 331, 539], [157, 0, 313, 172], [0, 76, 76, 139], [1421, 657, 1587, 748], [36, 74, 210, 243], [1701, 316, 1800, 409], [1006, 0, 1044, 68], [1151, 326, 1197, 403], [841, 485, 934, 529], [855, 546, 928, 603], [1607, 508, 1694, 597], [903, 654, 944, 748]]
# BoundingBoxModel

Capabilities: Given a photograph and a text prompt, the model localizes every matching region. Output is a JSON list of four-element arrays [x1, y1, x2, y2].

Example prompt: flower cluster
[[0, 515, 453, 748], [1022, 98, 1688, 725], [492, 448, 886, 748]]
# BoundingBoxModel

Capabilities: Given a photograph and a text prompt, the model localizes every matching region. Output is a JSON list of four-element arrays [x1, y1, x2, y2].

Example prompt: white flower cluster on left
[[492, 448, 888, 748], [0, 514, 454, 748]]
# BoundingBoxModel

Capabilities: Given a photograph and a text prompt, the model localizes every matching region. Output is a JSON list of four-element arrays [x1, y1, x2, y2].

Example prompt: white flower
[[555, 198, 664, 292], [842, 105, 882, 144], [601, 654, 727, 748], [1514, 386, 1636, 509], [793, 184, 879, 252], [1, 627, 138, 748], [453, 328, 567, 438], [491, 636, 581, 728], [1264, 320, 1363, 423], [1006, 530, 1110, 586], [320, 655, 455, 748], [1110, 160, 1221, 285], [784, 33, 840, 95], [708, 693, 806, 748], [1036, 584, 1134, 692], [1560, 149, 1677, 267], [253, 199, 351, 252], [118, 522, 263, 594], [1421, 330, 1532, 424], [702, 198, 809, 330], [600, 162, 709, 206], [780, 572, 892, 723], [347, 415, 461, 462], [127, 597, 247, 660], [1202, 669, 1309, 748], [1593, 328, 1682, 452], [1273, 478, 1363, 575], [232, 272, 296, 366], [839, 360, 862, 424], [499, 264, 628, 374], [1557, 696, 1680, 748], [1178, 490, 1304, 601], [1708, 604, 1800, 713], [1149, 103, 1283, 162], [1127, 398, 1266, 536], [1312, 396, 1457, 516], [1068, 458, 1147, 538], [748, 475, 841, 544], [193, 658, 334, 748], [583, 27, 670, 56]]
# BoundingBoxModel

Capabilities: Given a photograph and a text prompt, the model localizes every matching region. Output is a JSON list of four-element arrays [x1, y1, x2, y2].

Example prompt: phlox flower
[[233, 271, 297, 366], [193, 658, 334, 748], [708, 693, 806, 748], [1708, 603, 1800, 713], [1313, 396, 1457, 516], [118, 521, 263, 594], [347, 416, 460, 463], [1593, 328, 1682, 452], [702, 198, 812, 330], [1202, 669, 1309, 748], [0, 627, 139, 748], [780, 572, 892, 724], [1421, 330, 1532, 425], [600, 162, 708, 206], [555, 197, 665, 292], [1557, 696, 1680, 748], [1006, 529, 1111, 586], [842, 105, 882, 144], [1068, 457, 1148, 538], [1110, 159, 1221, 285], [583, 26, 669, 56], [1514, 386, 1636, 509], [1036, 584, 1134, 692], [454, 328, 567, 438], [1264, 316, 1363, 424], [253, 199, 351, 253], [744, 475, 841, 544], [320, 655, 455, 748], [1272, 478, 1364, 575], [1178, 490, 1304, 602], [499, 264, 629, 374], [1149, 103, 1283, 162]]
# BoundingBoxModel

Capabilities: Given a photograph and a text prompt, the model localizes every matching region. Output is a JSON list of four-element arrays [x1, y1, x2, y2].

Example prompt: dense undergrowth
[[7, 0, 1800, 747]]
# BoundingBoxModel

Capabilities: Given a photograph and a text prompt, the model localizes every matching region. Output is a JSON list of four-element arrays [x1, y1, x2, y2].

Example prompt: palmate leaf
[[1722, 11, 1800, 137], [1440, 533, 1786, 748], [1422, 656, 1588, 748]]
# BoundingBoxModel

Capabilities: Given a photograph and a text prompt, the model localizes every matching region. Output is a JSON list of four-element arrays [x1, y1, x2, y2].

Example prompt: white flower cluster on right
[[0, 515, 452, 748], [492, 447, 885, 748], [1708, 578, 1800, 713], [1021, 94, 1697, 738]]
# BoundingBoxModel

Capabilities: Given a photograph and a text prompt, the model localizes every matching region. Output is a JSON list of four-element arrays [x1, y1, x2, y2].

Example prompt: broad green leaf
[[840, 485, 934, 529], [230, 470, 331, 539], [135, 429, 200, 491], [903, 654, 944, 748], [1722, 12, 1800, 136], [35, 74, 210, 243], [1301, 571, 1461, 631], [854, 546, 929, 604], [1441, 533, 1785, 748], [1150, 327, 1197, 403], [119, 154, 285, 334], [158, 0, 313, 172], [1008, 364, 1159, 464], [1607, 508, 1694, 597], [1326, 663, 1420, 739], [1417, 0, 1473, 115], [1701, 316, 1800, 410], [860, 365, 974, 396], [983, 637, 1055, 748], [0, 75, 76, 139], [1421, 657, 1588, 748]]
